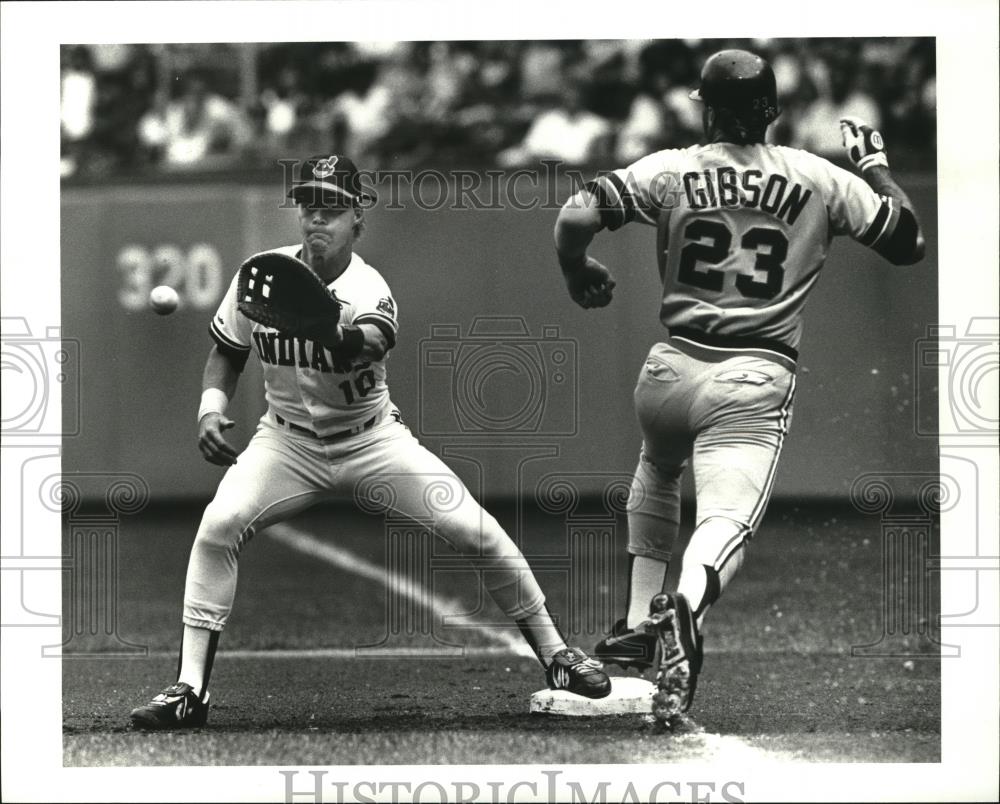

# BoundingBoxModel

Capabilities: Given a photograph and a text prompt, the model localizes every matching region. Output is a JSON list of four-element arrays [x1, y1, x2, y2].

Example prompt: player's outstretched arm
[[857, 164, 925, 264], [554, 190, 617, 309], [840, 117, 926, 265], [197, 345, 242, 467]]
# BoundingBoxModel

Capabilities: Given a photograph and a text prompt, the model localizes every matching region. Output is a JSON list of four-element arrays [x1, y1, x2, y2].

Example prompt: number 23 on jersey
[[673, 218, 789, 301]]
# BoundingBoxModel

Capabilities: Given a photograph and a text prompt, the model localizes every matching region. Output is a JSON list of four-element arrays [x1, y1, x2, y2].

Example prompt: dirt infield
[[62, 500, 941, 765]]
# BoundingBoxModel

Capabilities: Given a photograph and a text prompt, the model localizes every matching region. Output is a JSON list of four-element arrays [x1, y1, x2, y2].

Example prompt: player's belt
[[275, 413, 378, 442], [667, 327, 798, 372]]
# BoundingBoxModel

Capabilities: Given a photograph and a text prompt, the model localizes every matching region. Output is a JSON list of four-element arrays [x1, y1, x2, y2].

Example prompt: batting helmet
[[689, 49, 780, 124]]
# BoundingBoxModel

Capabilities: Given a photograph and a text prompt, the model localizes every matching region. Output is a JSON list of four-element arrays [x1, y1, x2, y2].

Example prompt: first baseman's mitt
[[236, 252, 342, 337]]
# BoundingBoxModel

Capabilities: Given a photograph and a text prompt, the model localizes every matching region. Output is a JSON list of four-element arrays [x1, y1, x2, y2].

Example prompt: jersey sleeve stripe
[[870, 198, 902, 249], [209, 323, 251, 371], [858, 197, 892, 246], [598, 173, 627, 208], [873, 204, 920, 264], [354, 314, 397, 348], [354, 312, 398, 331], [584, 174, 634, 231], [209, 320, 251, 352]]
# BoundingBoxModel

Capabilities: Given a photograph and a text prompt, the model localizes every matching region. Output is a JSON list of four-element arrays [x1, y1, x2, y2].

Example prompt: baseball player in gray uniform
[[130, 154, 610, 729], [553, 50, 925, 724]]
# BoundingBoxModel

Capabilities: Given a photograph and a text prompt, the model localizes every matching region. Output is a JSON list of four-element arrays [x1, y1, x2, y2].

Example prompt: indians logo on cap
[[312, 155, 339, 179]]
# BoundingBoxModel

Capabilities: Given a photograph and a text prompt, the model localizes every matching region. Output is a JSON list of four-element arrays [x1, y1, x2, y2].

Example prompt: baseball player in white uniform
[[553, 50, 925, 724], [130, 154, 610, 729]]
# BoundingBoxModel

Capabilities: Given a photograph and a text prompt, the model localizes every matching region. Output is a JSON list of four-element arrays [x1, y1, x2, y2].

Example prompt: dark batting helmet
[[689, 49, 780, 124]]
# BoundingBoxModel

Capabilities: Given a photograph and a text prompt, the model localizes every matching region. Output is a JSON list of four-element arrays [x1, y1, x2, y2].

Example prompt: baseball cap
[[287, 154, 377, 206]]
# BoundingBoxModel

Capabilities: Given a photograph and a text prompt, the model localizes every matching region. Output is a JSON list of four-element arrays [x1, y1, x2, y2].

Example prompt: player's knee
[[684, 516, 749, 571], [195, 503, 249, 555], [629, 457, 683, 518]]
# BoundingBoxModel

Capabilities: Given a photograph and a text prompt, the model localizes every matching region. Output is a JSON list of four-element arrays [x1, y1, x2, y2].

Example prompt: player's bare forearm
[[554, 191, 604, 269], [554, 191, 617, 308], [861, 165, 926, 262], [198, 346, 242, 466]]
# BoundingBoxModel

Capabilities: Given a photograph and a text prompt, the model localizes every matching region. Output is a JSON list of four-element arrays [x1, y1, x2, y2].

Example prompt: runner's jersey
[[587, 143, 901, 353]]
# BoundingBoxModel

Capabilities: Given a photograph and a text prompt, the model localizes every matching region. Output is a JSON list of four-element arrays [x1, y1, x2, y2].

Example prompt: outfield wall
[[61, 175, 938, 502]]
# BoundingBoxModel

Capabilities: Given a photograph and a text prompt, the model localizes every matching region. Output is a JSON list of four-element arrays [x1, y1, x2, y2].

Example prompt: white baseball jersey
[[186, 251, 550, 641], [588, 143, 902, 356], [210, 247, 399, 437]]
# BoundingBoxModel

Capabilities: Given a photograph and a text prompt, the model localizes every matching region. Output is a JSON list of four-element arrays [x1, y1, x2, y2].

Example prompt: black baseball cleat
[[593, 618, 657, 670], [129, 682, 210, 730], [545, 647, 612, 699], [648, 593, 704, 722]]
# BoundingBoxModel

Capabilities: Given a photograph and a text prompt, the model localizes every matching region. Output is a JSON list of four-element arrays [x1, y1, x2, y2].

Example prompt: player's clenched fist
[[198, 412, 239, 466], [839, 116, 888, 173], [561, 255, 617, 309]]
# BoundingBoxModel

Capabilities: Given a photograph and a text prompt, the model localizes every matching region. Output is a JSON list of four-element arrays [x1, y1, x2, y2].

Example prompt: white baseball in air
[[149, 285, 180, 315]]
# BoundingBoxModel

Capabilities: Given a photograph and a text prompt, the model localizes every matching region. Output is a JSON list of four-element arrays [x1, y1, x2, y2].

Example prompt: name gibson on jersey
[[681, 168, 812, 224]]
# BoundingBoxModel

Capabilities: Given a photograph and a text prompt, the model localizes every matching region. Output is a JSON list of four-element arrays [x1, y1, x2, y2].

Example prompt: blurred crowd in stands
[[61, 38, 936, 179]]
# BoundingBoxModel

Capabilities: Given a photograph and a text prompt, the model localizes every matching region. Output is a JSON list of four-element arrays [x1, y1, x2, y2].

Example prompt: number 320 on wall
[[117, 244, 225, 312]]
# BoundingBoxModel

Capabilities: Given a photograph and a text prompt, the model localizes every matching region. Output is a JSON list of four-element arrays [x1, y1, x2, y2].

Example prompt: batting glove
[[840, 117, 888, 173]]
